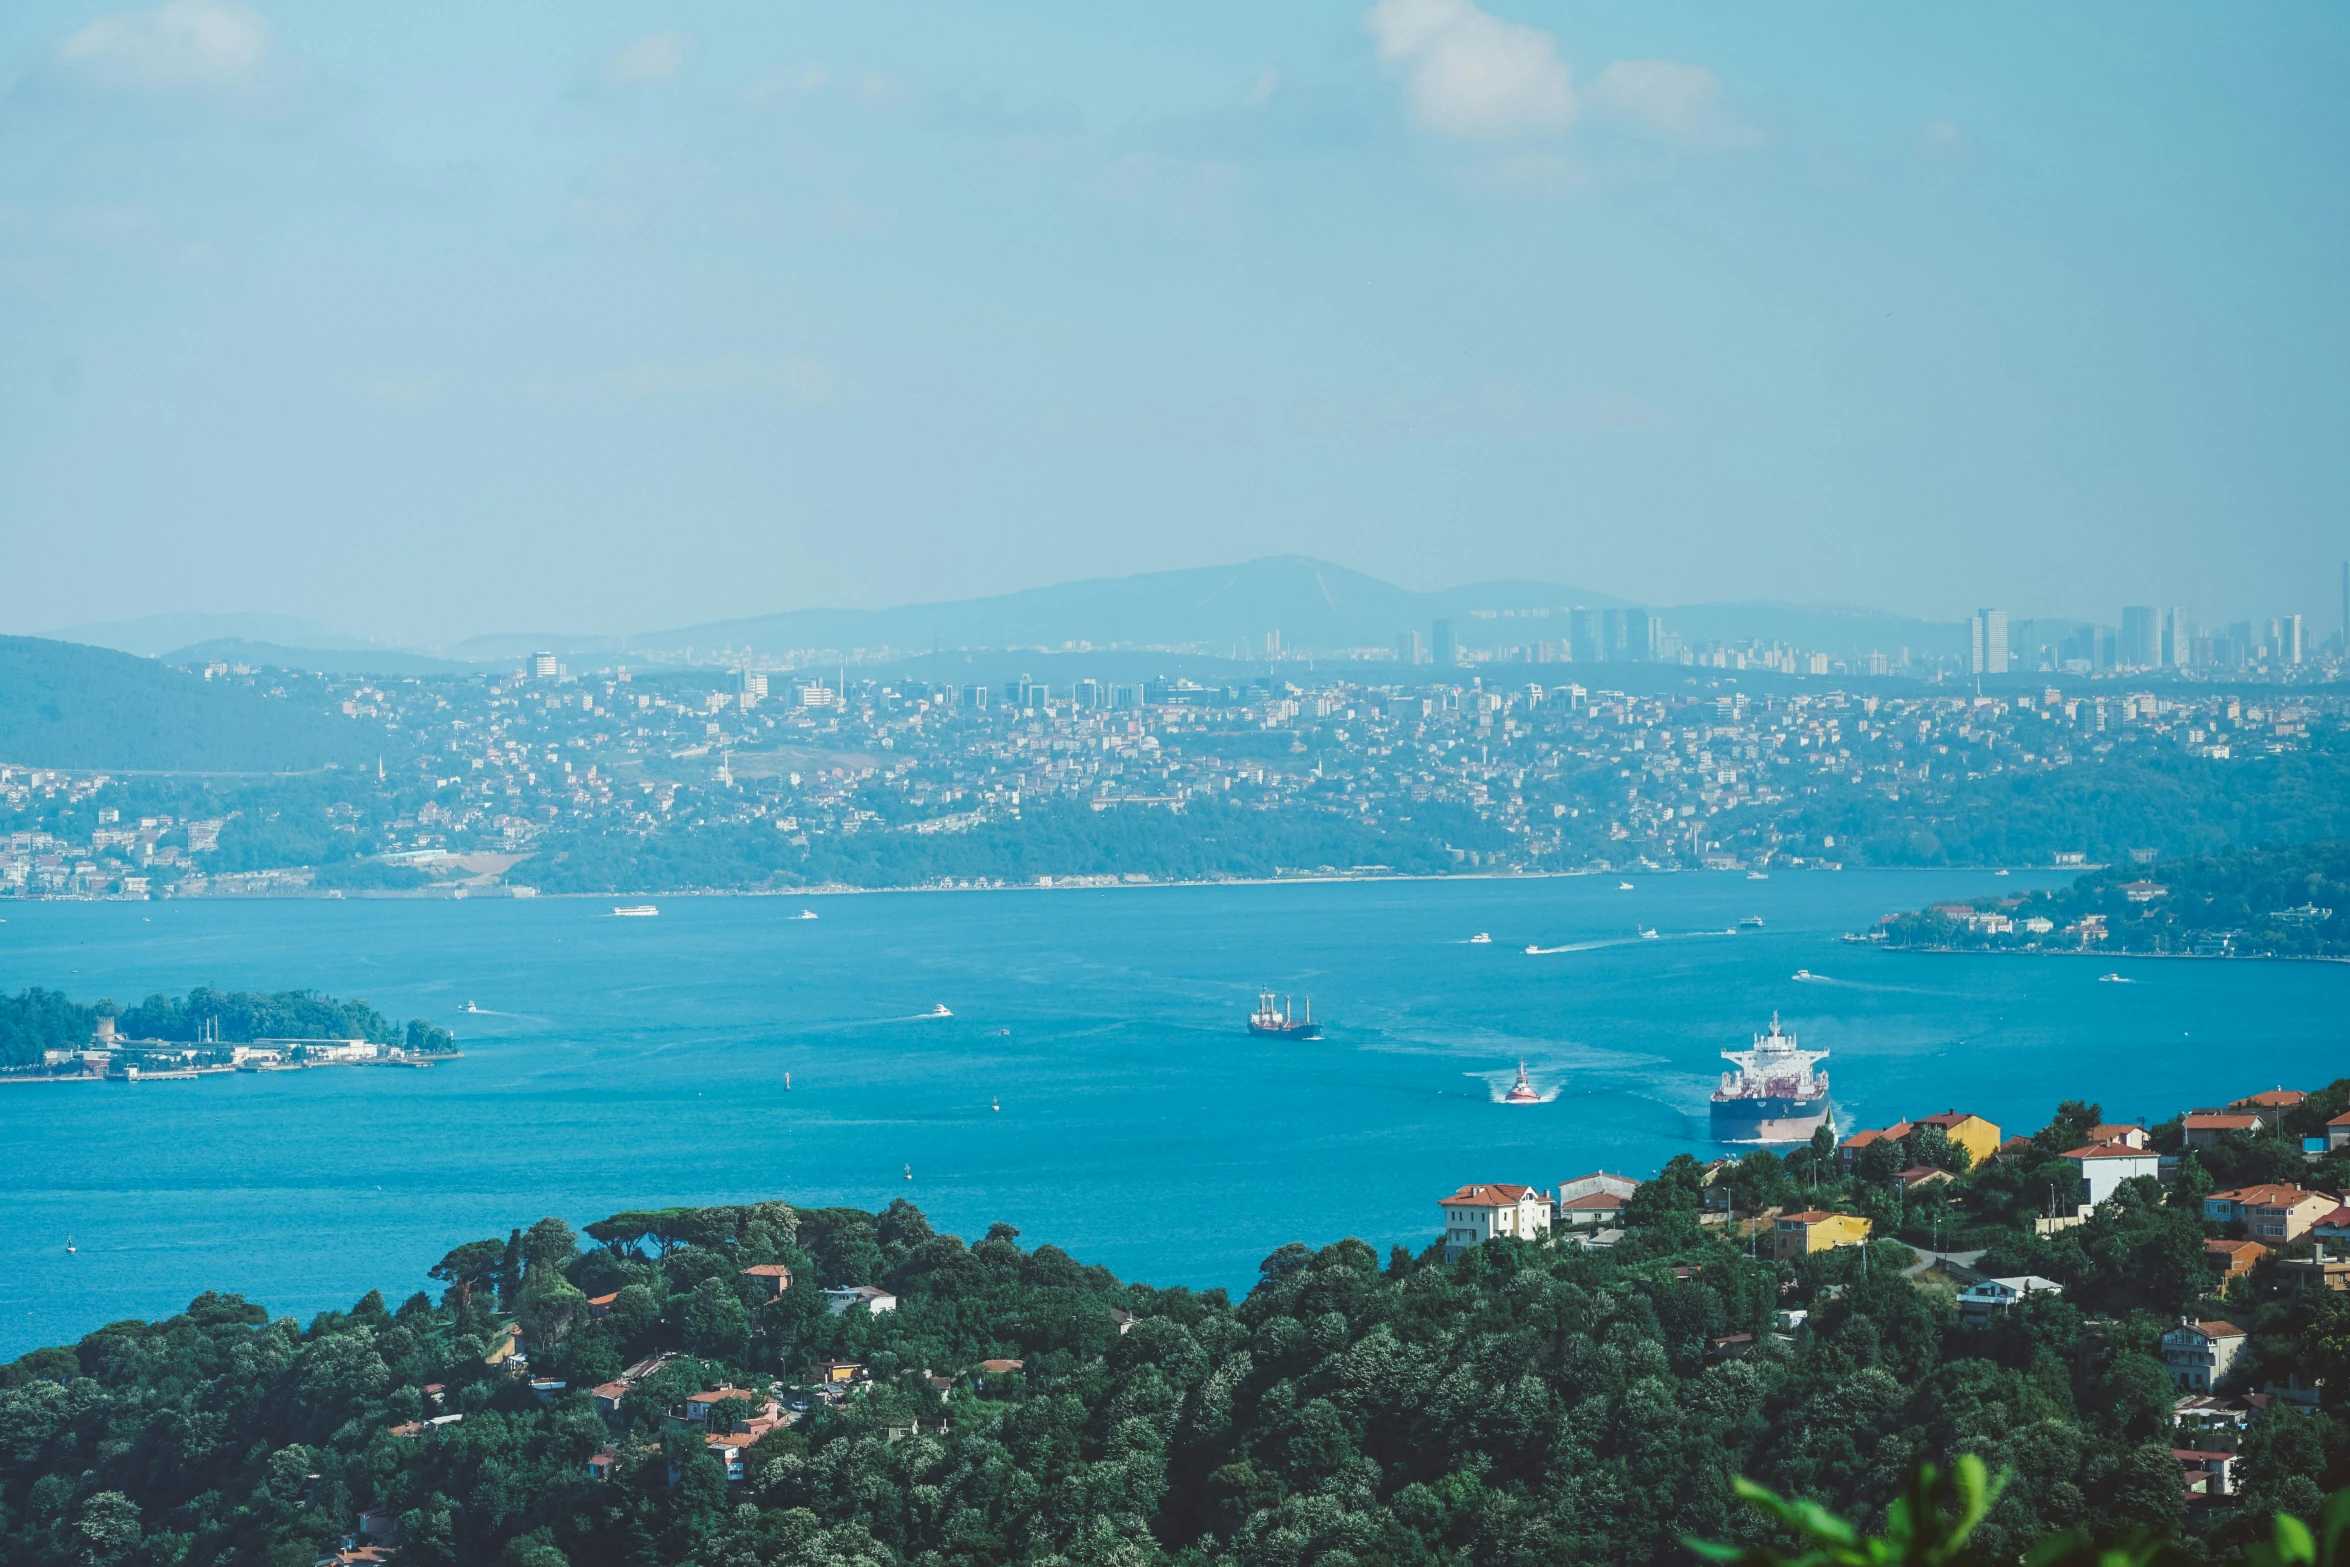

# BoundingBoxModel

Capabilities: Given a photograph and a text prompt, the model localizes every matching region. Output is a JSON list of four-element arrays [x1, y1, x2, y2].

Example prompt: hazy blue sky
[[3, 1, 2345, 645]]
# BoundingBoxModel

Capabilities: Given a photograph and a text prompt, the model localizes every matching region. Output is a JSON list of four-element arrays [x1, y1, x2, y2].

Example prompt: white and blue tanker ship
[[1710, 1013, 1832, 1143]]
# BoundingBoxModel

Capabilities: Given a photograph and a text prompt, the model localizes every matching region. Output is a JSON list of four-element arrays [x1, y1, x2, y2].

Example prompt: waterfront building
[[1438, 1182, 1552, 1259]]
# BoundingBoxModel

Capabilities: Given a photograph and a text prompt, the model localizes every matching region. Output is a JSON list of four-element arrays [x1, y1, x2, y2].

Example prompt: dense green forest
[[526, 799, 1464, 893], [0, 638, 380, 774], [0, 986, 457, 1070], [1880, 839, 2350, 957], [8, 1089, 2349, 1567]]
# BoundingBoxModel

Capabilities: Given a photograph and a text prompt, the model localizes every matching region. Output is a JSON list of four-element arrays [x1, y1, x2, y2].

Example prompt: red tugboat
[[1502, 1061, 1541, 1104], [1248, 992, 1321, 1040]]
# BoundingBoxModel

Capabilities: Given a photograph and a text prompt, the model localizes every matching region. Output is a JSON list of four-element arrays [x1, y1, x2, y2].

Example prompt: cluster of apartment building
[[7, 652, 2344, 900]]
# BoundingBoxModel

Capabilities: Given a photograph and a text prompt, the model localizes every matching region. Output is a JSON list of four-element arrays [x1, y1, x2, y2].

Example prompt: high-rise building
[[1603, 609, 1632, 662], [1568, 607, 1603, 664], [2286, 614, 2305, 664], [2163, 606, 2191, 667], [960, 684, 990, 710], [2120, 606, 2158, 668], [1432, 619, 1457, 667], [1397, 630, 1422, 666], [1970, 609, 2008, 675], [1264, 631, 1281, 658], [530, 650, 558, 680]]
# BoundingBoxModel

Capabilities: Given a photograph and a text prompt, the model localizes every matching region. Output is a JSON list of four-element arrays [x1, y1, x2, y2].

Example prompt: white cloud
[[1245, 67, 1279, 108], [602, 32, 695, 89], [1364, 0, 1572, 140], [1921, 118, 1963, 157], [55, 0, 271, 94], [1584, 59, 1720, 142]]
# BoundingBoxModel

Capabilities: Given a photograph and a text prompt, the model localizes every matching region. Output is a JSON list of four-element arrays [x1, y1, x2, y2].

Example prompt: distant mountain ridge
[[626, 557, 1631, 659], [39, 558, 1999, 670]]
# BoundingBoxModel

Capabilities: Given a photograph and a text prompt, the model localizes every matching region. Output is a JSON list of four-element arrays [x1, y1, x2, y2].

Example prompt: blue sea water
[[2, 871, 2345, 1358]]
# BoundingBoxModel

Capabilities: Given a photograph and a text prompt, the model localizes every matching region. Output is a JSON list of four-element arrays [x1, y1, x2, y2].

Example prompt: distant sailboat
[[1619, 881, 1635, 891]]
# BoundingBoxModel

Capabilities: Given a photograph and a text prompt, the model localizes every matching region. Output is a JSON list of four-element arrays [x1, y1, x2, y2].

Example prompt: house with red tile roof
[[2162, 1319, 2246, 1392], [2231, 1088, 2308, 1111], [739, 1264, 793, 1298], [1438, 1183, 1552, 1258], [2205, 1185, 2333, 1240], [2183, 1112, 2269, 1149], [2061, 1143, 2162, 1206], [2205, 1239, 2266, 1280]]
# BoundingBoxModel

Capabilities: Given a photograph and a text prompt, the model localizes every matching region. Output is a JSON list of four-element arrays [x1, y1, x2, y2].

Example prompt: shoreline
[[0, 862, 2074, 906], [1874, 943, 2350, 967]]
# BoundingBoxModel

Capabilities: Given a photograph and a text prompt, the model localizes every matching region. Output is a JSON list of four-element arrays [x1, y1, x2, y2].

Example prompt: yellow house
[[1774, 1211, 1873, 1260], [1911, 1110, 2001, 1169]]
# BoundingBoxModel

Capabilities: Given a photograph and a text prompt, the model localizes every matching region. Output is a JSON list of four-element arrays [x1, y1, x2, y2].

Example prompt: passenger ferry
[[613, 905, 659, 918]]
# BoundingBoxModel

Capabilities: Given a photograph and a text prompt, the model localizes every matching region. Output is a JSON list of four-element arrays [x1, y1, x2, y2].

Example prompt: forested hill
[[1880, 838, 2350, 956], [0, 636, 381, 772], [0, 985, 458, 1070], [10, 1089, 2350, 1567]]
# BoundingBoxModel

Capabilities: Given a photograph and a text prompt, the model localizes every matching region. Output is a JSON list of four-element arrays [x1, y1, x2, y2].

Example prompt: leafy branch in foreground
[[1688, 1456, 2003, 1567], [1692, 1460, 2350, 1567]]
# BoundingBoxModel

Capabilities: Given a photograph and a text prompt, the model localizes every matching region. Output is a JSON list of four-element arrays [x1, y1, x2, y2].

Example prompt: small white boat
[[613, 905, 658, 918], [992, 1097, 1000, 1113], [65, 1238, 76, 1255], [1747, 871, 1769, 881], [459, 1000, 480, 1014], [1618, 881, 1636, 891], [1639, 927, 1659, 940], [795, 910, 818, 920], [1524, 944, 1543, 955], [1468, 932, 1492, 944], [1994, 869, 2010, 876], [1793, 968, 1814, 980], [928, 1004, 953, 1018], [2098, 972, 2130, 984]]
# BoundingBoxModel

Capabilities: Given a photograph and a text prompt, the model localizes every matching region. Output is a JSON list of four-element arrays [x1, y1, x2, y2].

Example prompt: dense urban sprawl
[[3, 646, 2348, 896]]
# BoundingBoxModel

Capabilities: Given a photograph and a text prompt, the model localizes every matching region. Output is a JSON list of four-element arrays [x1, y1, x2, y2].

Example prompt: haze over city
[[4, 1, 2346, 646]]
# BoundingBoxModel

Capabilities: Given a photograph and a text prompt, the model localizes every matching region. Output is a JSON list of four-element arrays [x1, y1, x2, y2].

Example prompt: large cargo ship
[[1248, 992, 1321, 1040], [1710, 1013, 1831, 1143]]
